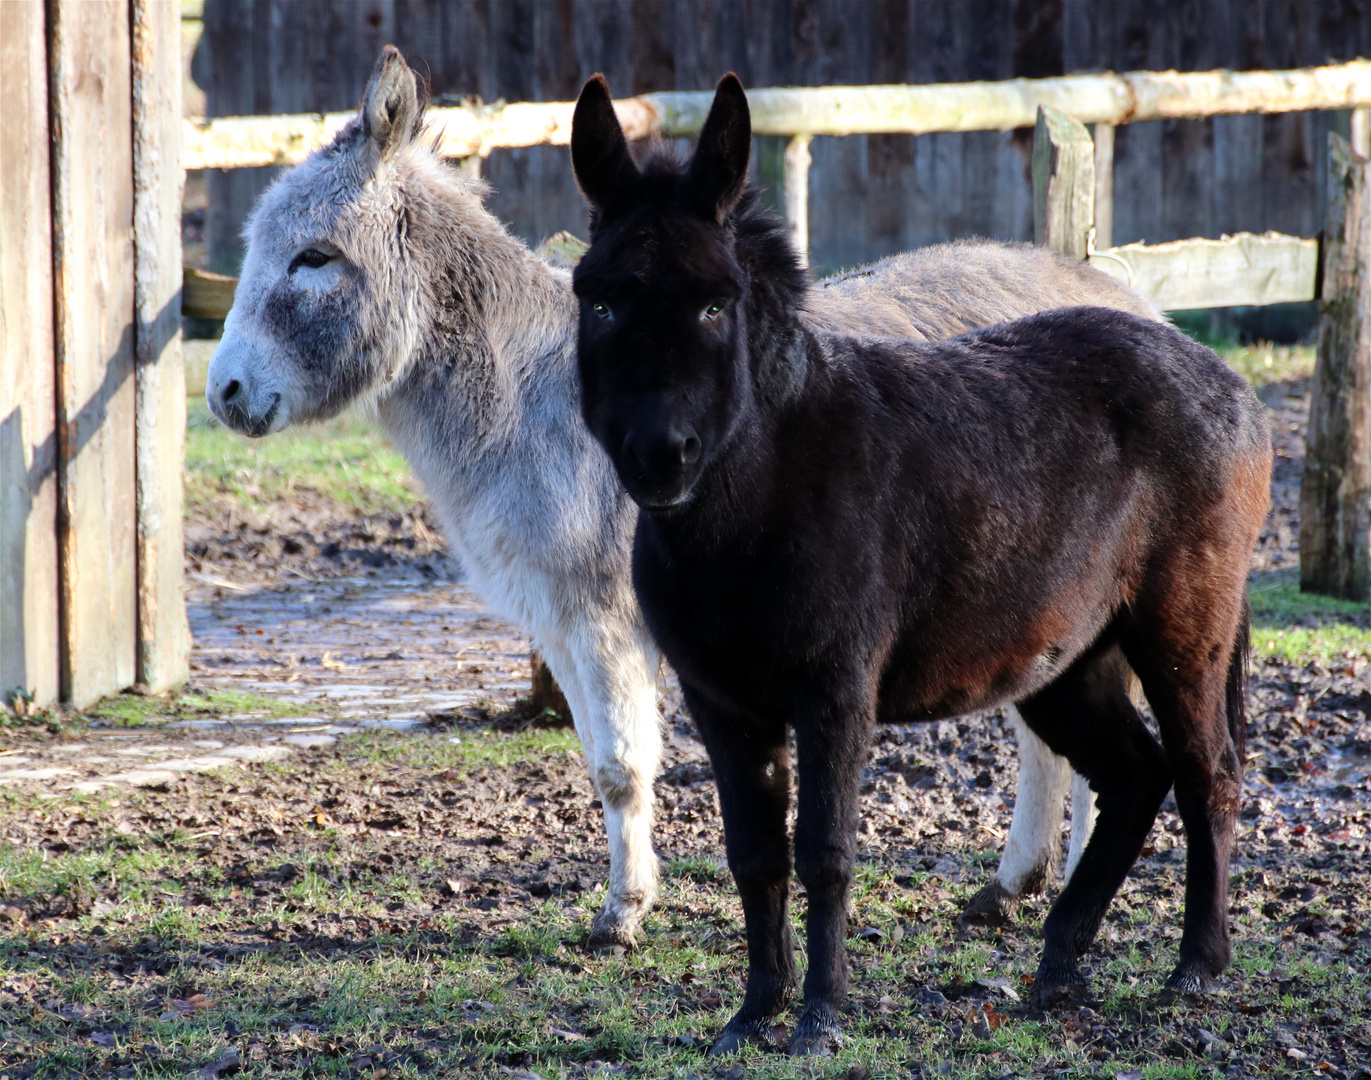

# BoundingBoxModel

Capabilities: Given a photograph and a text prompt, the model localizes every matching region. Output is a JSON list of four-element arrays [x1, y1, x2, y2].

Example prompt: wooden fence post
[[1300, 134, 1371, 601], [783, 134, 812, 267], [1092, 122, 1115, 251], [0, 1, 60, 709], [48, 0, 140, 706], [132, 0, 189, 692], [1033, 105, 1095, 260]]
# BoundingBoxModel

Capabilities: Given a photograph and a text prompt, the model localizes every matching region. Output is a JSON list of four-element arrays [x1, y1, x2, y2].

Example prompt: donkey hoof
[[1164, 962, 1218, 995], [587, 914, 638, 955], [707, 1018, 778, 1057], [960, 881, 1017, 927], [1031, 967, 1087, 1009], [788, 1003, 843, 1057]]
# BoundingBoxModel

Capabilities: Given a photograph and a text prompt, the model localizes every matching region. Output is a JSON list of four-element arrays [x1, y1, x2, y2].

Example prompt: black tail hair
[[1226, 599, 1251, 767]]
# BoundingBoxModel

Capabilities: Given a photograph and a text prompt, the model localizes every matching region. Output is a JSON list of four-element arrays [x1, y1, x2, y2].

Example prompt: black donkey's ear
[[571, 74, 641, 213], [685, 73, 751, 221]]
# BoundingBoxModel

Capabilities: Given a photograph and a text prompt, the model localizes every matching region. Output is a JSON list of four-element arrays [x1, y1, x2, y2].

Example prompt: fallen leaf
[[194, 1046, 241, 1079]]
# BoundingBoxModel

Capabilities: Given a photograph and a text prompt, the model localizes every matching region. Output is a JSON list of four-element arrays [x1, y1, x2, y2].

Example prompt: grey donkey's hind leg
[[961, 708, 1096, 924]]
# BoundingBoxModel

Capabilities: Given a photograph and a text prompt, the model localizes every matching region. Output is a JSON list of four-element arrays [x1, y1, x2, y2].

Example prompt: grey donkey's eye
[[289, 249, 334, 273], [702, 301, 725, 321], [591, 302, 612, 320]]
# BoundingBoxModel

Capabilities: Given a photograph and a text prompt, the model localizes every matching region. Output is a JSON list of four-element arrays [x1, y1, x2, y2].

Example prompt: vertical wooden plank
[[1106, 0, 1164, 246], [865, 0, 912, 255], [131, 0, 189, 693], [1213, 114, 1264, 236], [0, 0, 60, 709], [1033, 106, 1095, 260], [48, 0, 138, 706], [1300, 135, 1371, 602]]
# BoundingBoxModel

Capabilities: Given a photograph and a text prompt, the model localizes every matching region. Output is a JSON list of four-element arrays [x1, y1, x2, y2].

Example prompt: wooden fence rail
[[184, 60, 1371, 171]]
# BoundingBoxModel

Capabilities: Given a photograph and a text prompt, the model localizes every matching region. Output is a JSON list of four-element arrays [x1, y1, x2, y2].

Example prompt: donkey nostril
[[222, 379, 242, 404], [680, 434, 702, 464]]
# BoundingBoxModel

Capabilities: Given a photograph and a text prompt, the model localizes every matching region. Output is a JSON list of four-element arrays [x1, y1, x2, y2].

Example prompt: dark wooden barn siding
[[201, 0, 1371, 277]]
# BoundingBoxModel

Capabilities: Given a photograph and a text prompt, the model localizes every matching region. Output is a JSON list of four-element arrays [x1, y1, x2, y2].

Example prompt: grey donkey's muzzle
[[205, 372, 281, 438]]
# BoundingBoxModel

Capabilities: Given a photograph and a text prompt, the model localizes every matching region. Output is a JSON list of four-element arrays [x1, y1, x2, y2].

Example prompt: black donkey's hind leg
[[686, 686, 798, 1056], [1017, 643, 1171, 1006], [1123, 606, 1249, 993]]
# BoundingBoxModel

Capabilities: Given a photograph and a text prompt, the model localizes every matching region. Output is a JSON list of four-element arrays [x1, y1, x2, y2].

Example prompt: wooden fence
[[185, 58, 1371, 602], [1, 0, 188, 710]]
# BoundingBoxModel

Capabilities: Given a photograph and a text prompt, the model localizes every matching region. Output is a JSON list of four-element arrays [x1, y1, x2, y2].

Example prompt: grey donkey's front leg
[[535, 634, 663, 952], [961, 708, 1096, 924]]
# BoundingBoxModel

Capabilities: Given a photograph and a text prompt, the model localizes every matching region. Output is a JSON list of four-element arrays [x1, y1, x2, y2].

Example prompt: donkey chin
[[614, 456, 703, 512]]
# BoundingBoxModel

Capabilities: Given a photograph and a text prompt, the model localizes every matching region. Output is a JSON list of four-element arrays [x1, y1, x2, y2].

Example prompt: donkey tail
[[1225, 599, 1252, 768]]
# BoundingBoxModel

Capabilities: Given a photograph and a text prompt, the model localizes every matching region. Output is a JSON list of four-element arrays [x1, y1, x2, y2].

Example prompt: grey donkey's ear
[[687, 73, 750, 221], [571, 75, 640, 213], [363, 46, 418, 160]]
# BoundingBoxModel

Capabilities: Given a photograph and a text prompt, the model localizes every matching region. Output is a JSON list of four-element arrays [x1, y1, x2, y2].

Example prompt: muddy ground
[[1, 378, 1369, 1077]]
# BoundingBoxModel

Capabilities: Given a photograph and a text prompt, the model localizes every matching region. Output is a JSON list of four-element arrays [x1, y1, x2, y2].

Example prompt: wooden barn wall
[[201, 0, 1371, 278]]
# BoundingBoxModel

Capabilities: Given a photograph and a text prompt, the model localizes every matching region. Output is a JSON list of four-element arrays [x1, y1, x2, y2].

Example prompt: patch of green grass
[[1212, 341, 1316, 387], [1249, 569, 1371, 663], [339, 726, 582, 776], [185, 398, 423, 516], [81, 687, 317, 727]]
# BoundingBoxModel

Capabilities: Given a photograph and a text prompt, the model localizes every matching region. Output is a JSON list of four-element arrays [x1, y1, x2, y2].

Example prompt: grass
[[1208, 340, 1316, 388], [80, 687, 318, 727], [1249, 569, 1371, 664], [185, 399, 423, 516], [1, 797, 1365, 1078]]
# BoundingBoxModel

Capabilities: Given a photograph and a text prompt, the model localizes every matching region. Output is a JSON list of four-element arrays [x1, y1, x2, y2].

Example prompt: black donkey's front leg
[[787, 709, 871, 1056], [687, 687, 797, 1056]]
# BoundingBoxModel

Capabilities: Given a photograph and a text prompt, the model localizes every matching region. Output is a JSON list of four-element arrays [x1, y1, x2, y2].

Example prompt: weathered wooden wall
[[1, 0, 188, 710], [200, 0, 1371, 277]]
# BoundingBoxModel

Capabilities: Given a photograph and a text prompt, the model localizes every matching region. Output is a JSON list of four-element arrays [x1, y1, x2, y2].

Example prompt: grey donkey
[[205, 47, 1162, 949]]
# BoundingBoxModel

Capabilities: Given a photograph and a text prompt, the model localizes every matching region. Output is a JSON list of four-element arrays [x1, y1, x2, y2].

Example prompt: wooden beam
[[182, 60, 1371, 172], [183, 266, 237, 321], [49, 0, 139, 707], [1086, 232, 1319, 311], [132, 0, 189, 693], [184, 97, 661, 171], [1034, 106, 1095, 261], [0, 0, 60, 709], [1300, 135, 1371, 601]]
